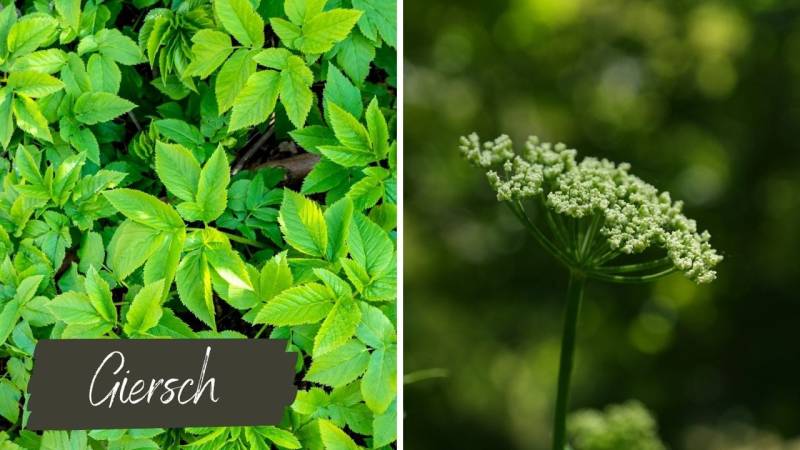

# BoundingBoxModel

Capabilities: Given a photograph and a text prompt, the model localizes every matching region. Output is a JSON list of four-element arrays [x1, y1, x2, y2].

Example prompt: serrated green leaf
[[104, 189, 184, 230], [0, 276, 42, 346], [297, 9, 362, 55], [318, 419, 359, 450], [253, 47, 291, 69], [356, 303, 395, 348], [187, 29, 233, 79], [213, 265, 260, 310], [327, 101, 370, 150], [87, 53, 121, 93], [7, 16, 58, 56], [352, 0, 396, 47], [59, 119, 100, 163], [52, 153, 86, 205], [0, 7, 16, 62], [245, 429, 272, 450], [285, 0, 326, 26], [318, 145, 375, 168], [61, 52, 91, 97], [0, 380, 20, 424], [290, 125, 338, 153], [60, 317, 114, 339], [176, 202, 205, 222], [255, 283, 333, 326], [325, 196, 353, 261], [349, 213, 393, 277], [301, 158, 349, 195], [151, 76, 190, 101], [143, 227, 185, 305], [279, 55, 313, 128], [313, 268, 352, 299], [229, 70, 280, 132], [365, 97, 389, 158], [215, 48, 257, 113], [151, 307, 197, 339], [107, 219, 167, 279], [347, 174, 384, 210], [78, 231, 105, 273], [256, 426, 301, 449], [73, 92, 136, 125], [270, 18, 302, 48], [0, 298, 22, 347], [0, 89, 13, 149], [214, 0, 265, 47], [93, 28, 143, 65], [48, 291, 100, 325], [313, 296, 360, 356], [259, 251, 293, 301], [305, 340, 369, 388], [17, 278, 46, 306], [292, 387, 329, 415], [340, 258, 370, 293], [361, 344, 396, 413], [369, 203, 397, 232], [373, 400, 397, 447], [41, 430, 86, 450], [85, 267, 116, 324], [335, 30, 375, 85], [363, 262, 396, 301], [124, 279, 164, 335], [279, 190, 328, 256], [155, 142, 201, 202], [12, 96, 51, 142], [10, 49, 67, 74], [154, 119, 205, 147], [324, 64, 363, 119], [196, 146, 230, 222], [14, 144, 42, 184], [55, 0, 81, 31], [206, 244, 253, 291], [176, 251, 216, 330]]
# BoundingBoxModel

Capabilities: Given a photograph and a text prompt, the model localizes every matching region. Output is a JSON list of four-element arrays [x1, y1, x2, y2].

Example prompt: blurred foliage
[[568, 401, 666, 450], [404, 0, 800, 449]]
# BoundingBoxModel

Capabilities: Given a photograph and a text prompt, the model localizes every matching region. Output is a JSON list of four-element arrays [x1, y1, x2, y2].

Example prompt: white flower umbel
[[460, 132, 722, 450], [460, 133, 722, 283]]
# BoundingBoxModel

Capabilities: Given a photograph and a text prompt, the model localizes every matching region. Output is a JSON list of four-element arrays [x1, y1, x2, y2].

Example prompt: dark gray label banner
[[27, 339, 297, 430]]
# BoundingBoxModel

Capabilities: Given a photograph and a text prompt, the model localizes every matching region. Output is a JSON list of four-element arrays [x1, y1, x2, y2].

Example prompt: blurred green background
[[403, 0, 800, 449]]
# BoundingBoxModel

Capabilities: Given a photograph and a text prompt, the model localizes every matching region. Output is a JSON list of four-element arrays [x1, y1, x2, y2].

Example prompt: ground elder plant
[[0, 0, 396, 448], [460, 133, 721, 450]]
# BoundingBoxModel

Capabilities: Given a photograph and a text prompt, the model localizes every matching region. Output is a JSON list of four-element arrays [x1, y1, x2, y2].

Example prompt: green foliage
[[568, 401, 667, 450], [0, 0, 396, 447]]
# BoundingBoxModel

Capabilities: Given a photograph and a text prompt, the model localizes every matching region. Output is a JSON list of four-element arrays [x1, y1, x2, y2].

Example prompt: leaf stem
[[404, 368, 449, 384], [254, 323, 270, 338], [216, 230, 267, 249], [507, 201, 572, 267], [586, 267, 677, 284], [595, 257, 672, 274], [589, 246, 620, 267], [552, 270, 585, 450], [542, 199, 570, 251], [579, 214, 601, 263]]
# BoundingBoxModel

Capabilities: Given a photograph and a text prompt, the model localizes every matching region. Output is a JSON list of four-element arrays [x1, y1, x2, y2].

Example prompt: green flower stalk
[[459, 133, 722, 450]]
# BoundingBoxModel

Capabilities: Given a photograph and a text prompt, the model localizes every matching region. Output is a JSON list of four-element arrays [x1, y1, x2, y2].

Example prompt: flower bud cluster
[[459, 133, 515, 168]]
